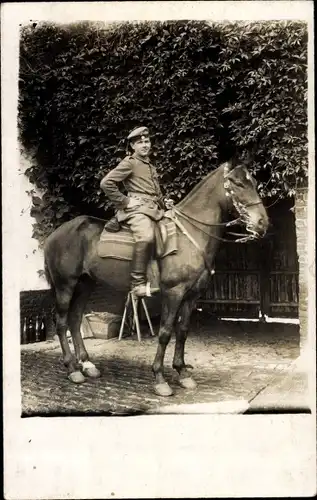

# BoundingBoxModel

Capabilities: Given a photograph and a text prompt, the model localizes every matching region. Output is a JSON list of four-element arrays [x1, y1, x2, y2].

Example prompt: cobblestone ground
[[21, 317, 301, 415]]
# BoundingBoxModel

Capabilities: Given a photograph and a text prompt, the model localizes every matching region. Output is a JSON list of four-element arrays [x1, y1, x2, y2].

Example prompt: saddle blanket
[[97, 217, 178, 261]]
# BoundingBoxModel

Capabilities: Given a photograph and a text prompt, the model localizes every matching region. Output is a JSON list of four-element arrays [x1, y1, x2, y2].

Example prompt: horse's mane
[[177, 164, 224, 208]]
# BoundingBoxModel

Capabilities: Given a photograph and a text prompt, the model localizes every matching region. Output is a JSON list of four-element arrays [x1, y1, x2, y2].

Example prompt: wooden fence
[[20, 199, 298, 343], [20, 290, 55, 344]]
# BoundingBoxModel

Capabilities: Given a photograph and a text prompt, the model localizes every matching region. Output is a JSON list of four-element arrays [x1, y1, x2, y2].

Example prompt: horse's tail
[[44, 258, 54, 290]]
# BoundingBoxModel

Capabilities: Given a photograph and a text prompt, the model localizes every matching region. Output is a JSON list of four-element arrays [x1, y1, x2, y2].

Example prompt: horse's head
[[223, 159, 269, 238]]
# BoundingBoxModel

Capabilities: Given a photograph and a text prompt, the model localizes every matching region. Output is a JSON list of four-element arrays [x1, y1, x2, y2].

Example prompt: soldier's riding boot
[[130, 241, 160, 297]]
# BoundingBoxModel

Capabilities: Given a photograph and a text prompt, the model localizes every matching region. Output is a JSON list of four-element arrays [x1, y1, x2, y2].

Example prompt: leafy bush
[[18, 20, 308, 245], [216, 21, 308, 197]]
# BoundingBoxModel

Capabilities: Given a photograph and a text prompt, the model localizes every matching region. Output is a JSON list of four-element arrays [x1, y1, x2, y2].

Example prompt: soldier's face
[[131, 136, 151, 157]]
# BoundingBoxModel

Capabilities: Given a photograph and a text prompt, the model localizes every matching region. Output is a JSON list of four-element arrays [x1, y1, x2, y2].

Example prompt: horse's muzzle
[[246, 216, 269, 239], [253, 217, 269, 237]]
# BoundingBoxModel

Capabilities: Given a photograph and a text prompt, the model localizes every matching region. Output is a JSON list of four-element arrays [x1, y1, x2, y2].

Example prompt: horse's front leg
[[173, 297, 197, 390], [152, 288, 184, 397]]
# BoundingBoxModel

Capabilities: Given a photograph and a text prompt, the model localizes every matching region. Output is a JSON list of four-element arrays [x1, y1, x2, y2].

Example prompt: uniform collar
[[131, 152, 151, 164]]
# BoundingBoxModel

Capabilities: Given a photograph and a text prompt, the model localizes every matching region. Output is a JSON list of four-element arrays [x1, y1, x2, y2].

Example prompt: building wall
[[294, 187, 309, 353], [19, 153, 49, 292]]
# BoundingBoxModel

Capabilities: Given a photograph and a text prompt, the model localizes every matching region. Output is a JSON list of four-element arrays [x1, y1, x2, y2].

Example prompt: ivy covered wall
[[19, 20, 308, 246]]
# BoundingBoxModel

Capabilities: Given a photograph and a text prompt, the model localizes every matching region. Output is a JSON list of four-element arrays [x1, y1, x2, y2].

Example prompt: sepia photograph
[[2, 1, 316, 498]]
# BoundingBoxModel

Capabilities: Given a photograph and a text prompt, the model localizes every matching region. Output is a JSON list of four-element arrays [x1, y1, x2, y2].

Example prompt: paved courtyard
[[21, 315, 309, 416]]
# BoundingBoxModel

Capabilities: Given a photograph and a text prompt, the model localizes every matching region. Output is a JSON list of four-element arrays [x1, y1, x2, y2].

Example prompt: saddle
[[97, 214, 178, 261], [103, 216, 121, 232]]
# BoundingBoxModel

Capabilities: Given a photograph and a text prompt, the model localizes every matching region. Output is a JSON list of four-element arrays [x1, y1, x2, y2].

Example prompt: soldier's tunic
[[101, 152, 165, 242]]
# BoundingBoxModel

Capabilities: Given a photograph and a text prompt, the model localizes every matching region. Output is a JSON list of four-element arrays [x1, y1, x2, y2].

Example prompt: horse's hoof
[[68, 371, 86, 384], [80, 361, 101, 379], [154, 382, 174, 397], [179, 377, 197, 390], [85, 366, 101, 378]]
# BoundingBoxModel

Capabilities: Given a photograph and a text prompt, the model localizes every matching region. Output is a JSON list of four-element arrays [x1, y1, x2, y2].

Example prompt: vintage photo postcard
[[2, 1, 316, 498]]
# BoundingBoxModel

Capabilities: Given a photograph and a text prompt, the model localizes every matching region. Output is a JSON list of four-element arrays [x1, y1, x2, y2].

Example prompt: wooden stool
[[118, 292, 156, 342]]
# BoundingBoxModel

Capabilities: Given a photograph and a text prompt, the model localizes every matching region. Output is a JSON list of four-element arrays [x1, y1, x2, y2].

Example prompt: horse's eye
[[232, 179, 244, 188]]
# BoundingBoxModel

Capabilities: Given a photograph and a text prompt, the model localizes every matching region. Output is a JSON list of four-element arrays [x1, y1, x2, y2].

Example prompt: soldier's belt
[[128, 192, 159, 203]]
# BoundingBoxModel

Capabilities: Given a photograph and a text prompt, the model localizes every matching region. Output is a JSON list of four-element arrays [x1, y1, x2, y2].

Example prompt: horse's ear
[[224, 156, 237, 176], [244, 144, 257, 166], [244, 151, 253, 166], [224, 158, 234, 177]]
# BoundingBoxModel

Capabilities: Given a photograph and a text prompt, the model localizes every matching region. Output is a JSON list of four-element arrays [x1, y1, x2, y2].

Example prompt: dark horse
[[44, 159, 269, 396]]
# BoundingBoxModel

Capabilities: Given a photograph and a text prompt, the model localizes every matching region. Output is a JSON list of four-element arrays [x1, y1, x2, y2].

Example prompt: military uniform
[[100, 127, 165, 297], [101, 153, 165, 224]]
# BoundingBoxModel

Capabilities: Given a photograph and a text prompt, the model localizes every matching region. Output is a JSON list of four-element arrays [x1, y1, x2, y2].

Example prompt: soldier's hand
[[164, 198, 174, 209], [127, 197, 142, 209]]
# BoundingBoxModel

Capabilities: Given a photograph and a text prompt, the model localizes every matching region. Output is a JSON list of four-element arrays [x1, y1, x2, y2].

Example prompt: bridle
[[166, 165, 265, 277], [222, 164, 264, 242], [170, 164, 263, 245]]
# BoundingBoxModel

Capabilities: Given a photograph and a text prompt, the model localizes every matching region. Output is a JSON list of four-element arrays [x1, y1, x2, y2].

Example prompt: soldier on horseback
[[100, 126, 172, 298], [46, 146, 269, 391]]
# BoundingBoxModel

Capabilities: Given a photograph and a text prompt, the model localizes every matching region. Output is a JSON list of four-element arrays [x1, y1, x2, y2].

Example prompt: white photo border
[[2, 2, 316, 498]]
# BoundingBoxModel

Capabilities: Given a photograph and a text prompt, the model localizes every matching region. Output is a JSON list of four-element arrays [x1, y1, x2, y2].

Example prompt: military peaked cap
[[127, 126, 149, 141]]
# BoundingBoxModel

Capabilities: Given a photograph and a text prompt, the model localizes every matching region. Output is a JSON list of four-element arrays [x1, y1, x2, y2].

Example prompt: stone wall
[[294, 187, 309, 353]]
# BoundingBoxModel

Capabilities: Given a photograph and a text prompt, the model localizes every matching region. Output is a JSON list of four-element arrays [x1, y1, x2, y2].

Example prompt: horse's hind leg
[[55, 282, 85, 384], [173, 297, 197, 390], [68, 276, 100, 379]]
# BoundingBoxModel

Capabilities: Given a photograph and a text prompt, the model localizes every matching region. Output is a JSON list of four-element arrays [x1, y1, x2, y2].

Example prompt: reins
[[167, 207, 255, 280], [171, 207, 257, 244], [170, 206, 240, 228]]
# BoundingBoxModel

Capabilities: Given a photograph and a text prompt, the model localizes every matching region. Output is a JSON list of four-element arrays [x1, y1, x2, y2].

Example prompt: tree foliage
[[18, 20, 308, 245]]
